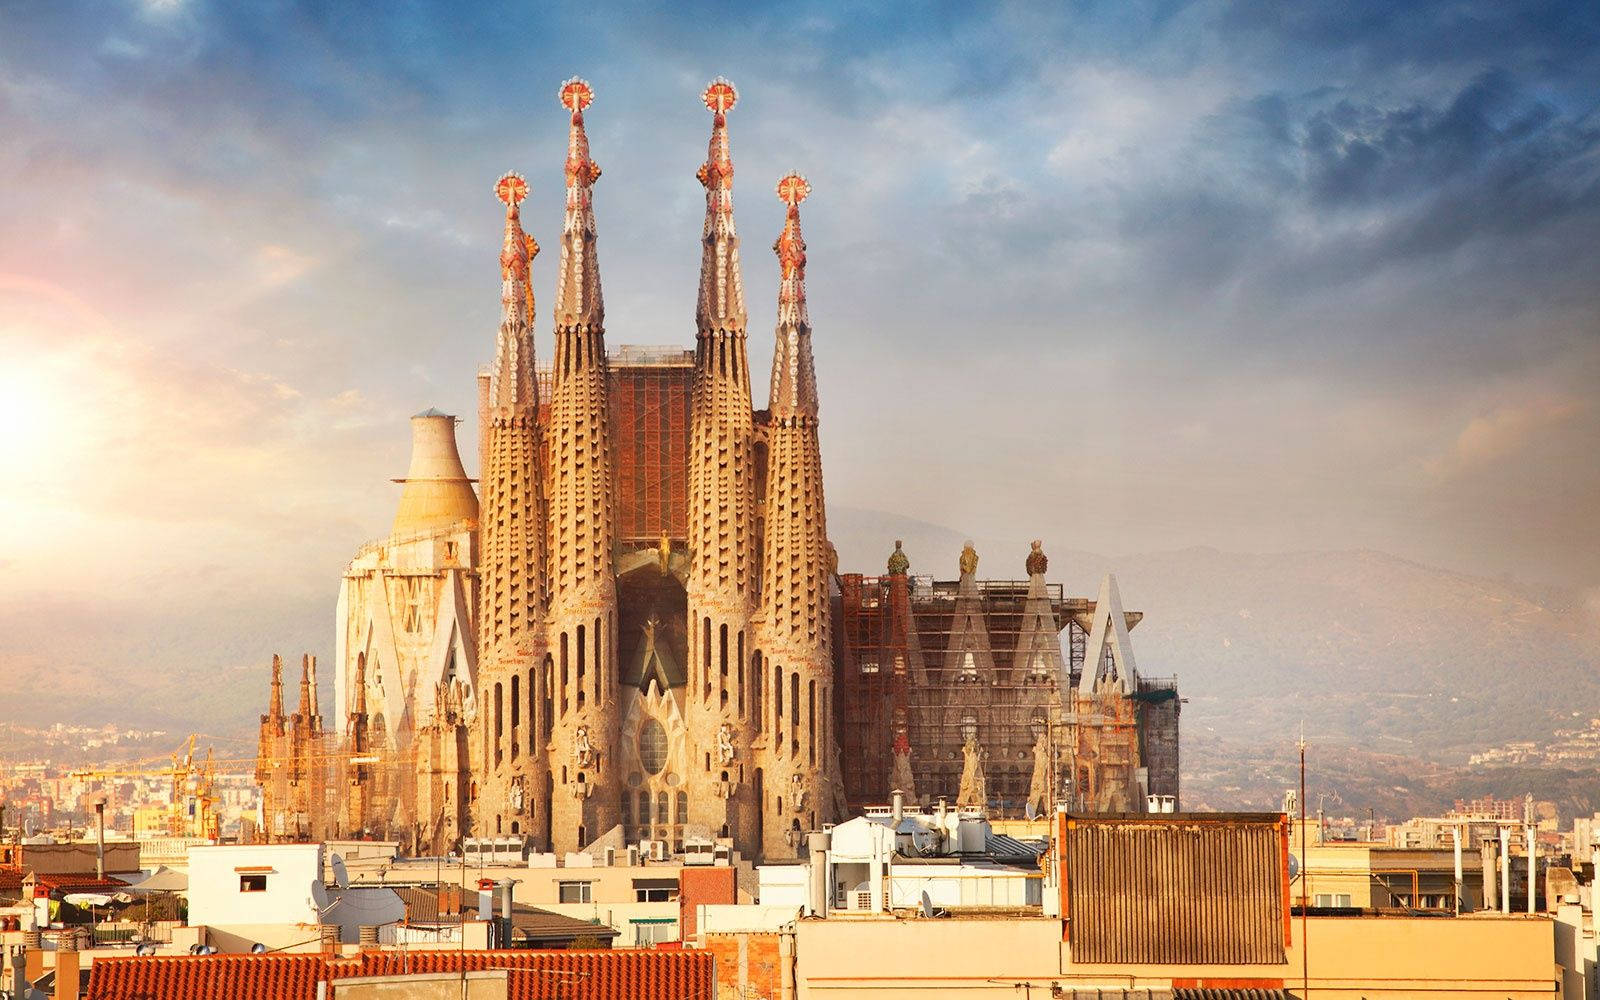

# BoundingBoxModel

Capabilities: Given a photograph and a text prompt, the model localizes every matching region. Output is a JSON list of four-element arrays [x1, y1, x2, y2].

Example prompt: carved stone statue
[[1025, 539, 1048, 577], [717, 723, 736, 765], [826, 542, 839, 576], [510, 775, 526, 813], [956, 733, 987, 808], [886, 539, 909, 576], [791, 772, 809, 811], [657, 533, 672, 575], [959, 541, 978, 576], [573, 726, 593, 768], [1026, 731, 1051, 816]]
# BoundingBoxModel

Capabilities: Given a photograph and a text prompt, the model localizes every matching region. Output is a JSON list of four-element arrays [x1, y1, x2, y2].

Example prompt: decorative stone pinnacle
[[559, 76, 594, 114], [494, 171, 528, 207], [702, 76, 738, 115], [777, 172, 811, 207]]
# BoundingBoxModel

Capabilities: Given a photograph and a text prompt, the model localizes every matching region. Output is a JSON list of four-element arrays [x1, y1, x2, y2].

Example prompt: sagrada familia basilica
[[256, 78, 1180, 861]]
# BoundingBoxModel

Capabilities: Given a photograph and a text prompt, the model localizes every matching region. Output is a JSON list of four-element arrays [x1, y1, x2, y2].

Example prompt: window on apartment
[[632, 919, 677, 947], [239, 874, 268, 893], [633, 879, 678, 903], [557, 880, 593, 904], [1312, 892, 1352, 908]]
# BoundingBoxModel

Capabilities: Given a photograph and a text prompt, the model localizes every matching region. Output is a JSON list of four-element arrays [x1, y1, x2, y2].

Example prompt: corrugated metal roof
[[1062, 813, 1288, 966]]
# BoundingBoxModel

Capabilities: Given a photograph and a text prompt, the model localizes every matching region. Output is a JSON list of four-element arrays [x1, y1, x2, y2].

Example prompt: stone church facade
[[256, 77, 1178, 862]]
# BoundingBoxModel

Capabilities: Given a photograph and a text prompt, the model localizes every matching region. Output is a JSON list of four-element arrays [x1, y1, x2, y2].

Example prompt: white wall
[[758, 864, 809, 908], [188, 844, 324, 929]]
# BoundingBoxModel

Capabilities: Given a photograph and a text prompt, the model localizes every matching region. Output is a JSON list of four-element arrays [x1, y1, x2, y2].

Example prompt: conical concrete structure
[[392, 412, 479, 537], [685, 78, 760, 853]]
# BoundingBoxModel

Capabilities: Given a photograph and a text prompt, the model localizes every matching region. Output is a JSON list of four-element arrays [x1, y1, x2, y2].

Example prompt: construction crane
[[65, 735, 222, 840]]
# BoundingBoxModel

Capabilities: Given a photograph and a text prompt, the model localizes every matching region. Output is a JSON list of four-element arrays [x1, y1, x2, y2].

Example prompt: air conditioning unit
[[649, 839, 667, 862]]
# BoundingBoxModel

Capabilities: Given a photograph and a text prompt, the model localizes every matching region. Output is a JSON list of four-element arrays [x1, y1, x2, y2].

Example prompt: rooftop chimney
[[892, 789, 905, 824], [806, 831, 831, 917], [94, 801, 105, 880], [391, 410, 479, 537]]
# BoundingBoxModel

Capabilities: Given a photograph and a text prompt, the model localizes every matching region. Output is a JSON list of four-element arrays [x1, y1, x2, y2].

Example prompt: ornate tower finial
[[770, 173, 817, 419], [695, 77, 746, 334], [554, 77, 603, 329], [1026, 540, 1048, 577], [490, 171, 539, 413], [887, 540, 909, 576]]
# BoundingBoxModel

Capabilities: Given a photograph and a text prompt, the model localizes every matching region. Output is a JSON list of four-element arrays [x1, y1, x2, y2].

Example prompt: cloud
[[1424, 396, 1588, 479]]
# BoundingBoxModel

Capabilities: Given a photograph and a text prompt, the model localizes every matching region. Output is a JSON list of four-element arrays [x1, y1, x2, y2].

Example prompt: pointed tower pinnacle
[[297, 654, 314, 719], [770, 173, 817, 419], [554, 77, 603, 330], [266, 654, 284, 722], [758, 173, 835, 856], [686, 78, 759, 855], [476, 169, 552, 843], [696, 77, 746, 334], [490, 171, 540, 413], [545, 76, 622, 853]]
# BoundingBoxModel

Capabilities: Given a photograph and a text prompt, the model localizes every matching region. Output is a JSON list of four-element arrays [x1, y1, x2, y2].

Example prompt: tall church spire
[[769, 173, 818, 419], [685, 78, 759, 855], [757, 173, 836, 857], [695, 77, 746, 334], [545, 76, 621, 853], [267, 654, 284, 723], [490, 171, 540, 413], [554, 77, 604, 331], [475, 170, 552, 844]]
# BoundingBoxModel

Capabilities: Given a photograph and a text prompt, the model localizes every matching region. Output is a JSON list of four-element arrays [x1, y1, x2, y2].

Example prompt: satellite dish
[[331, 854, 350, 890], [250, 942, 268, 954], [1287, 854, 1301, 880], [135, 943, 157, 956], [1024, 802, 1038, 821], [919, 891, 934, 918]]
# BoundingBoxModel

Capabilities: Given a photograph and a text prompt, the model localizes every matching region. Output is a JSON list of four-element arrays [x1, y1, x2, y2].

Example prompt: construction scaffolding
[[834, 572, 1179, 817], [606, 346, 695, 542]]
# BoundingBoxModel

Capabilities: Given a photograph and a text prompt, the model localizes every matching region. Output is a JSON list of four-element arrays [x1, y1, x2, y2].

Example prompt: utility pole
[[1298, 727, 1310, 1000]]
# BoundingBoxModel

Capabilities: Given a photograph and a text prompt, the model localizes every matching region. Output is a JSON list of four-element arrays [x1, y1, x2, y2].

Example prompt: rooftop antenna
[[919, 891, 934, 919], [331, 854, 350, 890], [1024, 801, 1038, 822]]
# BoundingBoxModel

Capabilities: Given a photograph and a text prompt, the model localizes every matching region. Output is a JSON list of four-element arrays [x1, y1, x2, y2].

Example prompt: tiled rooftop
[[87, 948, 715, 1000]]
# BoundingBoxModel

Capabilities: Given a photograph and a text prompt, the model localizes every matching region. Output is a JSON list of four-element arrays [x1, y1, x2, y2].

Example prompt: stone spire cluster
[[256, 654, 327, 842], [685, 77, 761, 853]]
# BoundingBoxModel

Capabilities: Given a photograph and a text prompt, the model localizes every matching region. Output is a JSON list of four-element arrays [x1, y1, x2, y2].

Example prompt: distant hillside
[[3, 505, 1595, 817]]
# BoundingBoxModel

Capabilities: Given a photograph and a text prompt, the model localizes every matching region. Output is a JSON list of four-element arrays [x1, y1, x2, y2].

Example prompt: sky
[[1, 0, 1598, 699]]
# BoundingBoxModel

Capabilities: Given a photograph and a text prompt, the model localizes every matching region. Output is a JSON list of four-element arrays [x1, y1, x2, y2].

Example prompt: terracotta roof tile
[[88, 948, 714, 1000], [87, 954, 328, 1000]]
